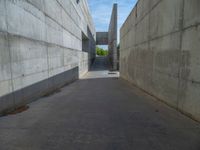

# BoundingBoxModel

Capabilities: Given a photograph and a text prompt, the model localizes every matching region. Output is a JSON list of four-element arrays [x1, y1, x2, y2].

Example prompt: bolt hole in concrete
[[2, 105, 29, 116]]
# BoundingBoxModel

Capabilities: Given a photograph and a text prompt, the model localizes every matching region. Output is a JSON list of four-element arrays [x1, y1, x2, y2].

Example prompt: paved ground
[[81, 56, 119, 79], [0, 56, 200, 150]]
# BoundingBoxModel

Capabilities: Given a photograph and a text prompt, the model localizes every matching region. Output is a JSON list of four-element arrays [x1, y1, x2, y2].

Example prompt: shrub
[[96, 47, 108, 56]]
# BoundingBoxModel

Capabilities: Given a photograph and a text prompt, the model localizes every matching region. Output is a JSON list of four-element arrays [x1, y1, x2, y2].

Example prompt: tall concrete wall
[[0, 0, 96, 113], [108, 4, 118, 70], [120, 0, 200, 121]]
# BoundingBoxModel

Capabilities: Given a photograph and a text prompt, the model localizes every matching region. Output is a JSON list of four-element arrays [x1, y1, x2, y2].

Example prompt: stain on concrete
[[2, 105, 29, 116], [120, 0, 200, 121]]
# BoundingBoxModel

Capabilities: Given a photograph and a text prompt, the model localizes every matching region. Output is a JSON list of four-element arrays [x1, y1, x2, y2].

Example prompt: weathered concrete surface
[[0, 57, 199, 150], [120, 0, 200, 121], [0, 0, 96, 113]]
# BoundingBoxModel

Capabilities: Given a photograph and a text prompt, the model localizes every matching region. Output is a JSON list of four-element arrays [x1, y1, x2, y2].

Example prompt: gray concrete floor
[[81, 56, 119, 79], [0, 56, 200, 150]]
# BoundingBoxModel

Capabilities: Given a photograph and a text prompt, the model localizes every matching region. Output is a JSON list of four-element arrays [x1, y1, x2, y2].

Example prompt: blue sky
[[88, 0, 137, 48]]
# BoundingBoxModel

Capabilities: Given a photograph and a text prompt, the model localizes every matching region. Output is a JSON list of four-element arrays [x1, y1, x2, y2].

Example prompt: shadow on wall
[[0, 67, 79, 116]]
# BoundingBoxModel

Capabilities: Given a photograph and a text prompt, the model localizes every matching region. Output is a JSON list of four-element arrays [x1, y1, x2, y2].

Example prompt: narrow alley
[[0, 57, 199, 150]]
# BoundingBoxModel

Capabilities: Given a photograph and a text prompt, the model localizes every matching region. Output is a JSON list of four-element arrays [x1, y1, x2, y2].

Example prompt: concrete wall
[[96, 32, 108, 45], [0, 0, 96, 113], [108, 4, 118, 70], [120, 0, 200, 121]]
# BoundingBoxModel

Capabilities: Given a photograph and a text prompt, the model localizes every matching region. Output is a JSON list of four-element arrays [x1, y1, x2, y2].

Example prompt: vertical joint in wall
[[4, 0, 16, 108], [177, 0, 185, 110]]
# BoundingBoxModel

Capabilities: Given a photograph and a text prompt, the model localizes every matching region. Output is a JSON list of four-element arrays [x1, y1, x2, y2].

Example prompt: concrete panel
[[45, 17, 63, 46], [129, 24, 136, 47], [0, 0, 7, 32], [43, 0, 62, 26], [0, 32, 14, 111], [133, 43, 154, 91], [61, 8, 72, 32], [57, 0, 71, 15], [12, 71, 49, 91], [135, 15, 149, 44], [27, 0, 45, 11], [178, 81, 200, 121], [48, 45, 65, 77], [183, 0, 200, 28], [70, 3, 81, 26], [151, 32, 181, 77], [64, 50, 78, 67], [149, 0, 182, 39], [9, 36, 48, 79], [62, 29, 72, 49], [178, 24, 200, 121], [71, 36, 81, 51], [0, 33, 12, 97], [78, 52, 89, 77], [137, 0, 150, 21], [181, 26, 200, 82], [0, 94, 14, 114], [149, 0, 161, 10], [6, 1, 46, 41], [151, 72, 179, 108], [0, 33, 11, 81], [15, 0, 45, 22]]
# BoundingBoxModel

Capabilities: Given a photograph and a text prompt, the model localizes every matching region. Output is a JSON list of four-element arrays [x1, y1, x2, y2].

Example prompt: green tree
[[96, 46, 108, 56]]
